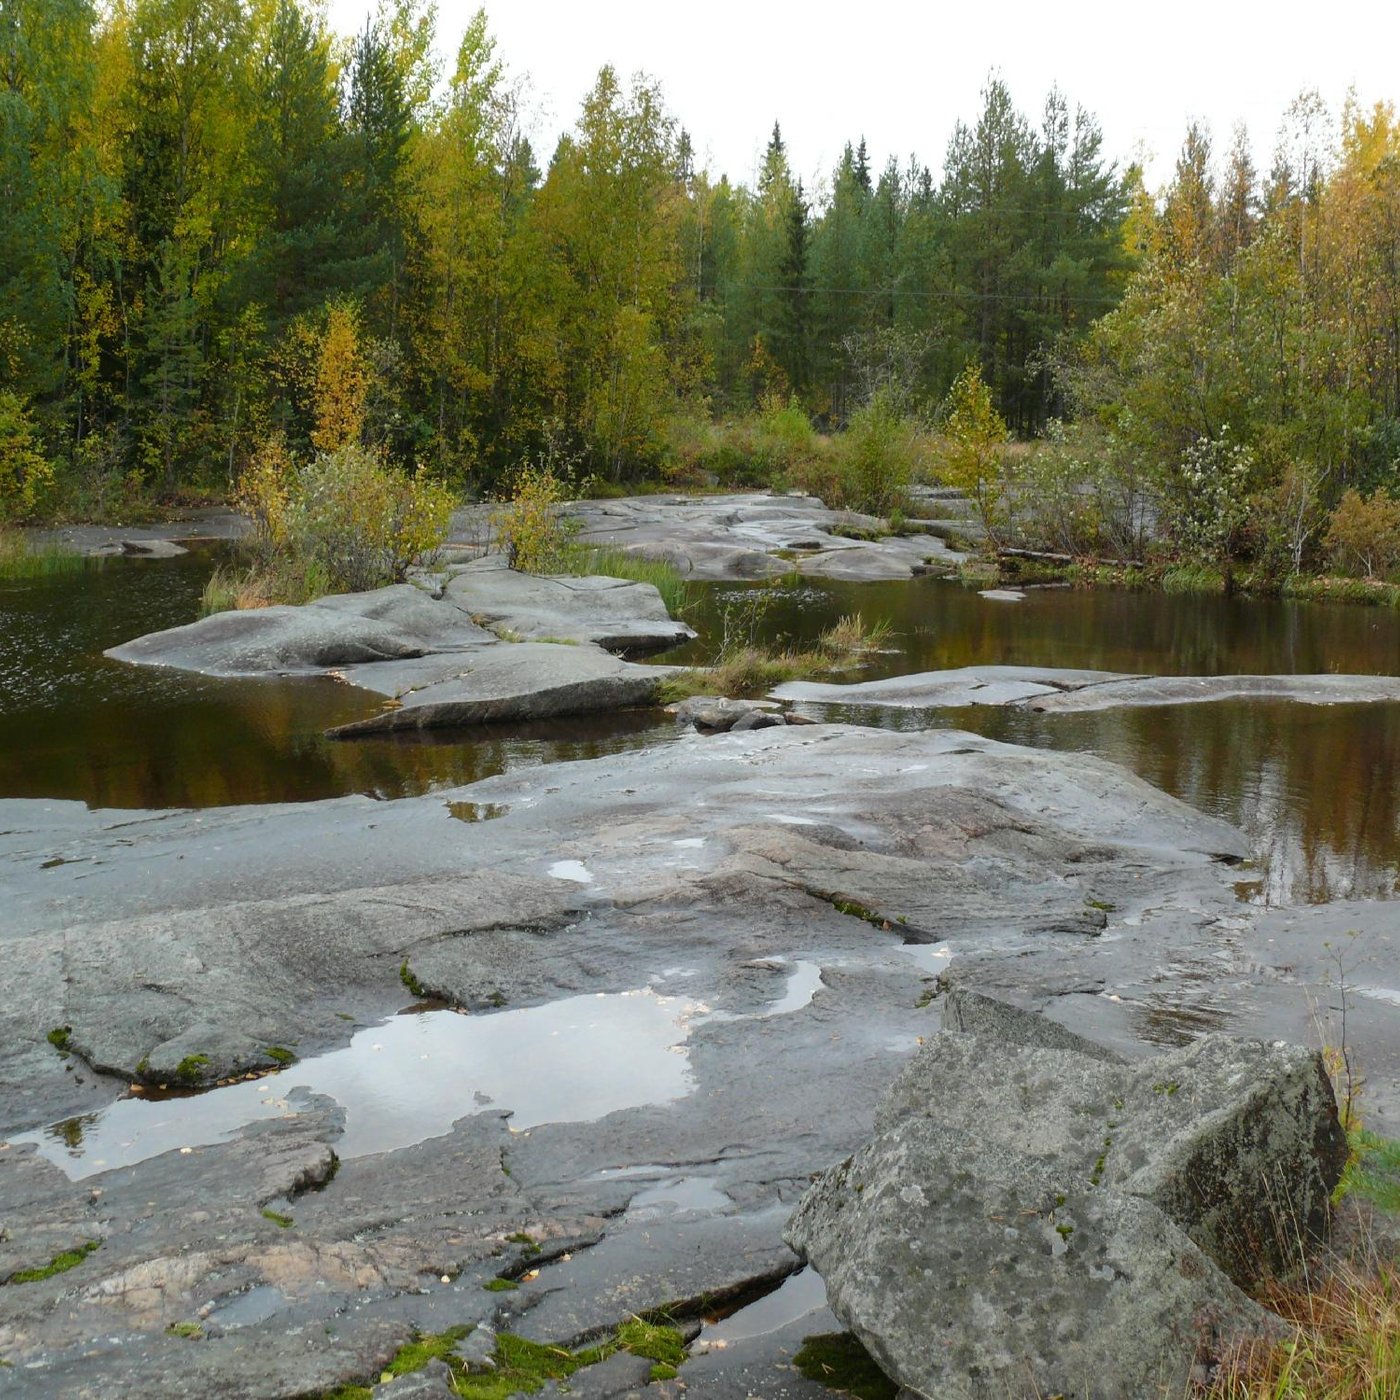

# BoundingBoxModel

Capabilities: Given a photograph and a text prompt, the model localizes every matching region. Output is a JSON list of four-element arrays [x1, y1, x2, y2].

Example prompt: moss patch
[[614, 1318, 685, 1370], [381, 1326, 472, 1380], [399, 959, 428, 999], [173, 1054, 211, 1086], [261, 1208, 294, 1229], [46, 1026, 72, 1053], [482, 1277, 519, 1292], [167, 1321, 204, 1339], [264, 1045, 296, 1066], [4, 1238, 101, 1285], [794, 1332, 898, 1399]]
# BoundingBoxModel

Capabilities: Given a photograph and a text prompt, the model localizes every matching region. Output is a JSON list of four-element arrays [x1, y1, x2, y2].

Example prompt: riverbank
[[963, 551, 1400, 610]]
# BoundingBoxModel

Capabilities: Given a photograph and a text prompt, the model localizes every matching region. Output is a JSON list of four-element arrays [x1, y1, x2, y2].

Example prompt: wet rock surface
[[777, 663, 1400, 714], [0, 725, 1261, 1395], [787, 1005, 1346, 1398]]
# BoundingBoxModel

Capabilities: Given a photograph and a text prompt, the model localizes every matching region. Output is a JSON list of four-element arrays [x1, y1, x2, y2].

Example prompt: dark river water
[[4, 558, 1400, 904]]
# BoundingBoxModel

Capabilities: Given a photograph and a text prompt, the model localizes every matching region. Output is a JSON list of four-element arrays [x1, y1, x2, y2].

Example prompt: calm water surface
[[4, 560, 1400, 903], [0, 550, 673, 809]]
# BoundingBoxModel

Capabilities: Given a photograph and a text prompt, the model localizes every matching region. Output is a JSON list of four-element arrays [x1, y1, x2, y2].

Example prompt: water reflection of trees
[[970, 702, 1400, 906], [0, 679, 674, 809], [679, 579, 1400, 682]]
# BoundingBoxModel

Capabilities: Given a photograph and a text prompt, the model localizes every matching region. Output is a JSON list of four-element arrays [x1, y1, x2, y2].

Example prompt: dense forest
[[3, 0, 1400, 568]]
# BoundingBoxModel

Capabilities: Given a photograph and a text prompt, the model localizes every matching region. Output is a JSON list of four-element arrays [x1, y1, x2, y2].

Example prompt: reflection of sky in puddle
[[902, 943, 952, 973], [17, 990, 700, 1180], [548, 859, 594, 884], [699, 1267, 829, 1345], [624, 1175, 731, 1221], [17, 961, 828, 1183]]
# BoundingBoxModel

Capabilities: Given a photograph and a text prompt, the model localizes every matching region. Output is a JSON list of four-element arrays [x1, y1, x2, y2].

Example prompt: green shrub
[[935, 364, 1008, 540], [212, 439, 453, 610], [0, 391, 54, 521], [834, 389, 915, 516]]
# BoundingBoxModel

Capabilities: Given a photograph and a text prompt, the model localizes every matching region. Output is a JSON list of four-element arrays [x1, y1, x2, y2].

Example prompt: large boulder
[[786, 1005, 1348, 1399], [789, 1120, 1274, 1400]]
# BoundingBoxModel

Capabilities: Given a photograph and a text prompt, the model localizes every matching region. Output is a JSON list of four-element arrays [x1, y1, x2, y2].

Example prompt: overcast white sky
[[328, 0, 1400, 194]]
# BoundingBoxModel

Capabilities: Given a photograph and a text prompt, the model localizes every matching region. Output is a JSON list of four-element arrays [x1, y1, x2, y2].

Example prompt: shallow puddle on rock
[[765, 960, 823, 1014], [16, 990, 700, 1180], [446, 801, 508, 822], [1356, 985, 1400, 1008], [624, 1175, 731, 1221], [698, 1266, 829, 1345], [548, 859, 594, 884], [902, 942, 953, 974]]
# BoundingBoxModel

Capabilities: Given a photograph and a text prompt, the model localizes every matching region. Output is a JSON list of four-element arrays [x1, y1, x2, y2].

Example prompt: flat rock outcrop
[[325, 642, 669, 736], [105, 583, 493, 676], [444, 556, 694, 651], [786, 1003, 1348, 1399], [0, 727, 1303, 1397], [448, 492, 966, 581], [105, 568, 691, 733], [777, 664, 1400, 714]]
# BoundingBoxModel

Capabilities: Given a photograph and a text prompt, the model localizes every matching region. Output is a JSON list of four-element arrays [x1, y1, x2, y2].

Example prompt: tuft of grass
[[0, 528, 88, 581], [1161, 562, 1227, 594], [560, 542, 691, 618], [614, 1318, 686, 1370], [167, 1321, 204, 1339], [199, 556, 329, 615], [1336, 1130, 1400, 1215], [793, 1332, 898, 1399], [1202, 1249, 1400, 1399], [658, 611, 892, 704], [4, 1239, 101, 1285], [815, 613, 892, 665]]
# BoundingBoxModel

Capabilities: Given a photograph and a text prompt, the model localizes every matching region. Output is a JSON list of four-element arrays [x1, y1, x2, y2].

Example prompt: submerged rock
[[786, 1003, 1348, 1399], [670, 695, 778, 732]]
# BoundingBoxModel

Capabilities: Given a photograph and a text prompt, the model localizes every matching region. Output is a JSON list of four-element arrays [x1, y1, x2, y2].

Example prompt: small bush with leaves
[[0, 390, 54, 521], [1165, 428, 1254, 563], [213, 440, 453, 610], [492, 463, 579, 573], [937, 364, 1009, 541], [835, 388, 916, 517], [1324, 487, 1400, 580]]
